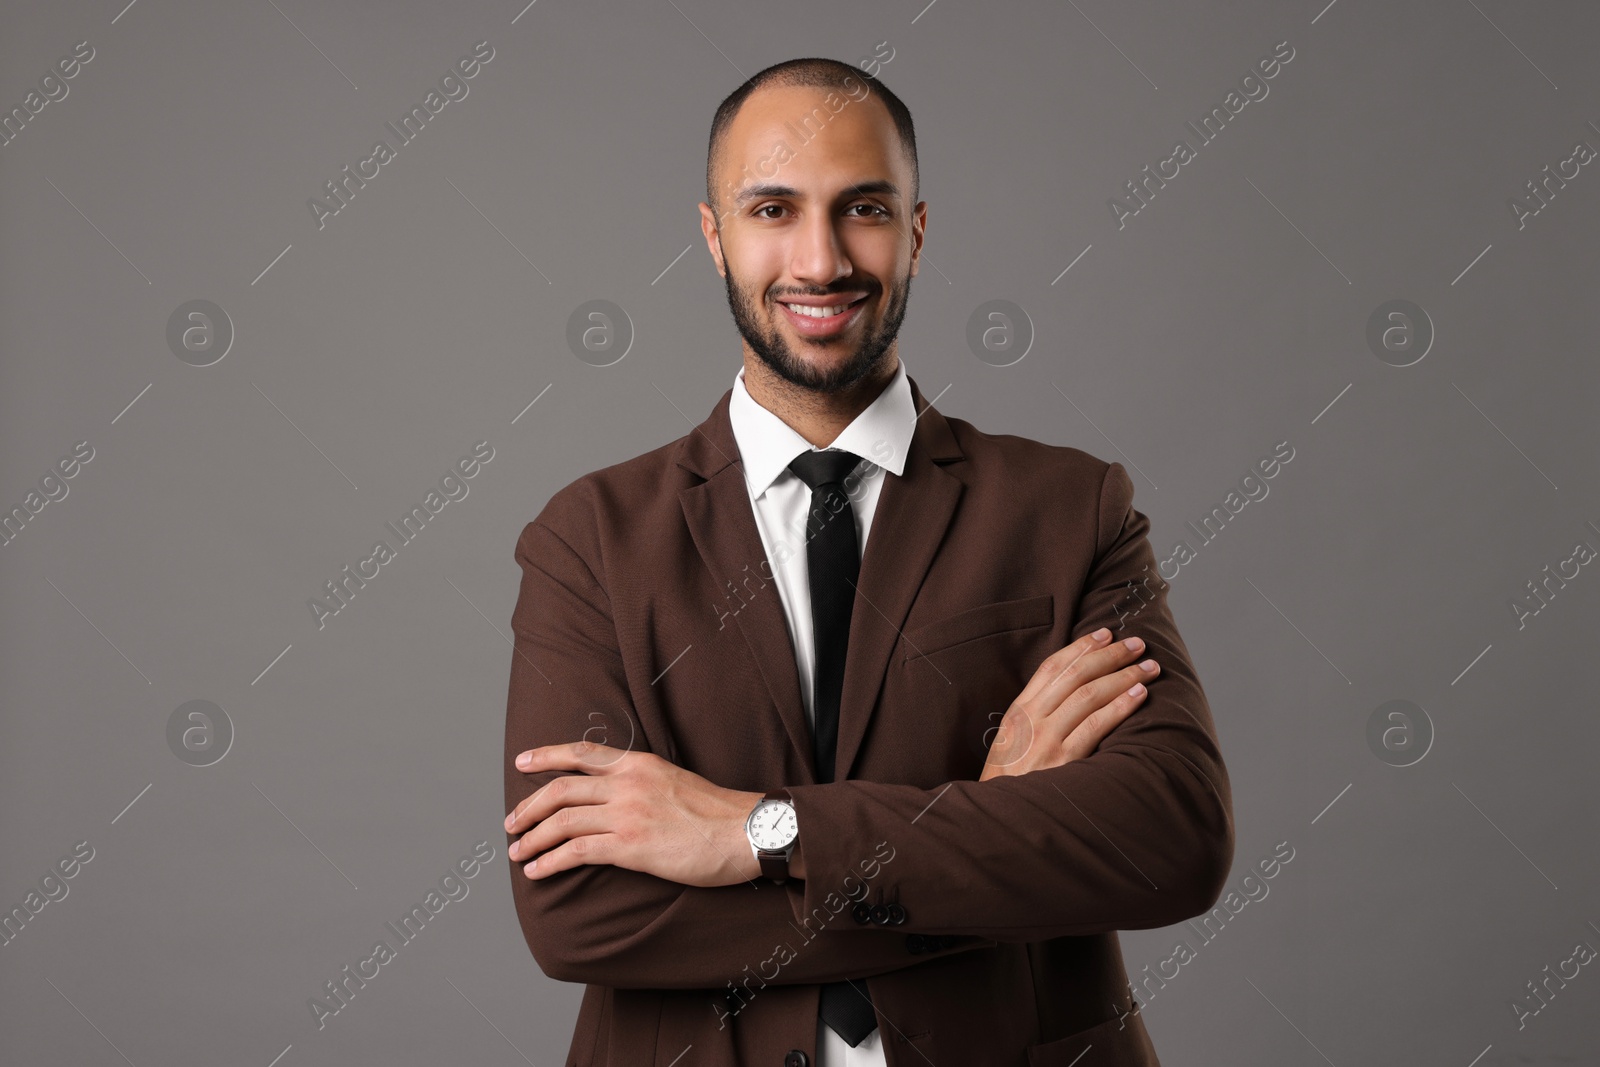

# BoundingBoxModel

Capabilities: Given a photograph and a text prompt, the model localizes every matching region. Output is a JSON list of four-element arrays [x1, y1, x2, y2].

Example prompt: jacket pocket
[[901, 593, 1054, 663]]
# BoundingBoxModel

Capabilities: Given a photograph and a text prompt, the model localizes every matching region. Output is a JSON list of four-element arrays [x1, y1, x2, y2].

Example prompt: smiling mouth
[[776, 295, 868, 318]]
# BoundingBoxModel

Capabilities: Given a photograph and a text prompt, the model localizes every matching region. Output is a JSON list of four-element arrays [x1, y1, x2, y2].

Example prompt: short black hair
[[705, 57, 918, 222]]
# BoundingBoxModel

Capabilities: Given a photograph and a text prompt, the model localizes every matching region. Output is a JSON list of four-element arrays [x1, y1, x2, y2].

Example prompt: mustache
[[769, 289, 875, 301]]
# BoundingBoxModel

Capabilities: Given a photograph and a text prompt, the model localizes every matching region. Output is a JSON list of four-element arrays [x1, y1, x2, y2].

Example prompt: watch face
[[748, 800, 797, 850]]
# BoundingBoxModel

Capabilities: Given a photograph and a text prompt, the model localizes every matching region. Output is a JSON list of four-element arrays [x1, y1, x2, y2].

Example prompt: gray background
[[2, 0, 1596, 1064]]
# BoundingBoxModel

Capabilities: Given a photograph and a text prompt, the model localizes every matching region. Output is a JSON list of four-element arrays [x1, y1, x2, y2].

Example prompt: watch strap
[[759, 851, 789, 883]]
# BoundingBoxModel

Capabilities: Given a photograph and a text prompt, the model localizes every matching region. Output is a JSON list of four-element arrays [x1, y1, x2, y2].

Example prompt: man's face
[[699, 83, 925, 394]]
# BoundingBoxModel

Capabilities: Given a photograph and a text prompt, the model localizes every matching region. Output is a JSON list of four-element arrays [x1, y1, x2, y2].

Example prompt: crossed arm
[[503, 462, 1234, 988]]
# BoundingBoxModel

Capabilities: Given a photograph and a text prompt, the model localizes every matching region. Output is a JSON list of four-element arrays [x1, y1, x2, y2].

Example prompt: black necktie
[[786, 449, 878, 1048]]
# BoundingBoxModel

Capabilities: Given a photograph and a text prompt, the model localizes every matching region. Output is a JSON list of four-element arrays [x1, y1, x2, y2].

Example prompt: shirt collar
[[728, 359, 915, 501]]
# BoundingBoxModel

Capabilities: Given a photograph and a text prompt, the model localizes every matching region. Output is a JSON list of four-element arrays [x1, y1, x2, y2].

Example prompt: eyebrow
[[733, 179, 901, 206]]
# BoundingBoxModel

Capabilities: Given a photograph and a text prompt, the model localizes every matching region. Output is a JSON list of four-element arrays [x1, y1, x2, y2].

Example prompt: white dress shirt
[[727, 358, 917, 1067]]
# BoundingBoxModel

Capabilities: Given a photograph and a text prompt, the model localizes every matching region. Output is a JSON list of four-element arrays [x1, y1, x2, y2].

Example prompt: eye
[[850, 203, 889, 218], [754, 204, 786, 219]]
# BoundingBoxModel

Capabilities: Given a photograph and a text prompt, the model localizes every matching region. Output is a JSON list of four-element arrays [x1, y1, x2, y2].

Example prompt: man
[[503, 58, 1233, 1066]]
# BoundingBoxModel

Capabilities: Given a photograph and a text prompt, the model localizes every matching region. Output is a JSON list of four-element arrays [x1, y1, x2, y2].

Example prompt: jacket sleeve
[[785, 460, 1235, 940], [504, 514, 994, 989]]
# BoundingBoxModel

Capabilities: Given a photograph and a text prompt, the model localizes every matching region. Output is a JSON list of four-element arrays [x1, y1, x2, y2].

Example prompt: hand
[[505, 742, 766, 887], [979, 628, 1159, 781]]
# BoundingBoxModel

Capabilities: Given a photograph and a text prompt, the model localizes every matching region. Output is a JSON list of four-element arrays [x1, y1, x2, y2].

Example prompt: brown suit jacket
[[503, 374, 1234, 1066]]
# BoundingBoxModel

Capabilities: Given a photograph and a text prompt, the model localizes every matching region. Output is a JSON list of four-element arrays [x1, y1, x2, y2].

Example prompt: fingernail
[[1140, 659, 1157, 673], [1123, 637, 1144, 652], [1092, 627, 1111, 641], [504, 814, 514, 830], [516, 752, 532, 769], [1128, 682, 1146, 697]]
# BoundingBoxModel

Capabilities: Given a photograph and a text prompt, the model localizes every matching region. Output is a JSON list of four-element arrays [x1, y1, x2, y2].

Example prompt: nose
[[787, 208, 852, 289]]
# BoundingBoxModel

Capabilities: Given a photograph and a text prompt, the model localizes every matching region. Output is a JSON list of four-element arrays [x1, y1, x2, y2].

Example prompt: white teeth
[[783, 301, 855, 318]]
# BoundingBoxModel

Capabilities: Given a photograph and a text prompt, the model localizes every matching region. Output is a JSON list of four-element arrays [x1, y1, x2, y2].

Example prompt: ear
[[698, 202, 727, 278], [909, 200, 927, 279]]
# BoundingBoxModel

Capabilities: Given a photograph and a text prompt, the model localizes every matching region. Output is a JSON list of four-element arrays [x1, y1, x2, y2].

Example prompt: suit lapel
[[678, 391, 817, 781], [675, 373, 966, 784], [835, 376, 964, 779]]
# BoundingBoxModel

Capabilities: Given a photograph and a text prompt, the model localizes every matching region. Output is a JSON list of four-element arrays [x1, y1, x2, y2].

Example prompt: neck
[[741, 351, 899, 449]]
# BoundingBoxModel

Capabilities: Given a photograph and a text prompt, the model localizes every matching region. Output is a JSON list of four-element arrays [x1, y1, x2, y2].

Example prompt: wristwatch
[[744, 788, 799, 883]]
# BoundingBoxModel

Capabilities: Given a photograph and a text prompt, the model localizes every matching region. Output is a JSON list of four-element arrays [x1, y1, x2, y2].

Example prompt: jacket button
[[905, 933, 925, 954], [784, 1050, 809, 1067], [887, 903, 907, 925], [851, 901, 872, 925], [870, 904, 890, 925]]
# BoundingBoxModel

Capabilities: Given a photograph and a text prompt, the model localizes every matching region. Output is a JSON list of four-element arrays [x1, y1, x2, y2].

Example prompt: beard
[[720, 244, 911, 395]]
